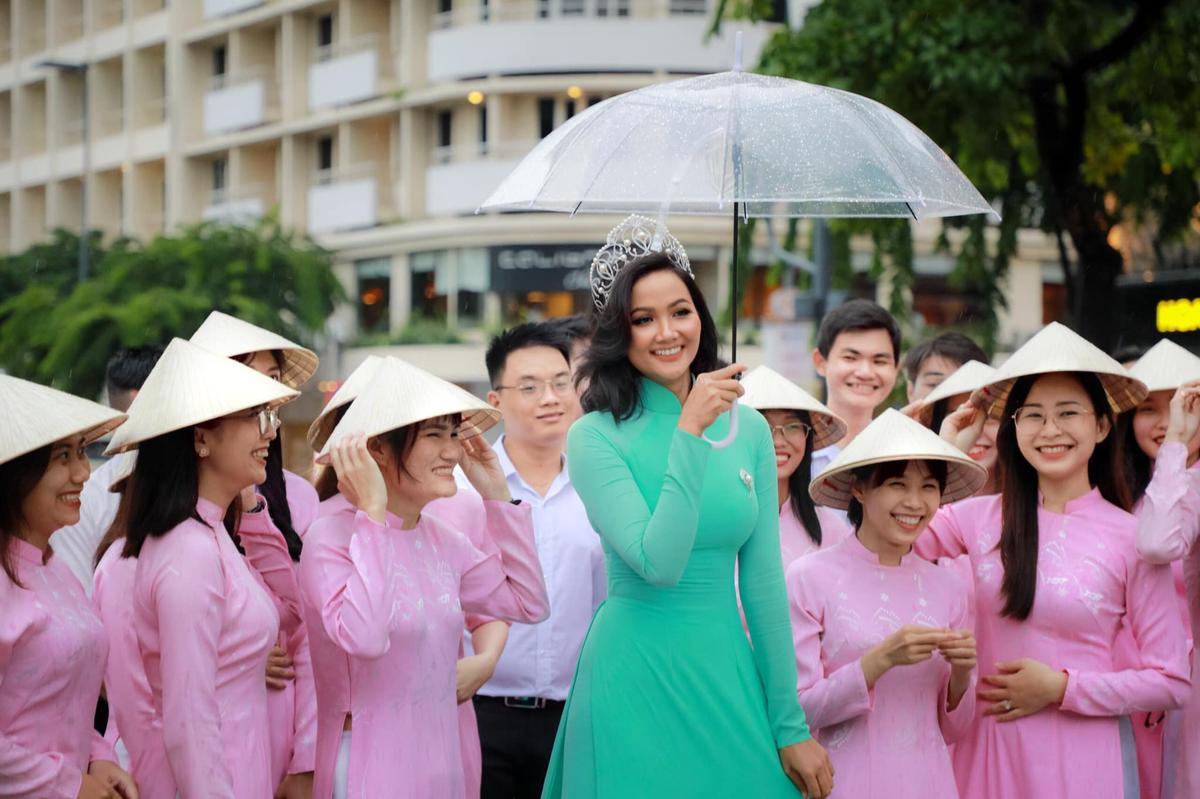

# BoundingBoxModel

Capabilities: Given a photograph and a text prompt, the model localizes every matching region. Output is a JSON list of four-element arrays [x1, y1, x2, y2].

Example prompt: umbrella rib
[[826, 88, 925, 214], [567, 120, 647, 212], [531, 102, 630, 208]]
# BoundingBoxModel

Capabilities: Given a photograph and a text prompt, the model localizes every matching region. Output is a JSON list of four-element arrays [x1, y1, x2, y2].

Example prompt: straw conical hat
[[189, 311, 318, 388], [105, 338, 299, 454], [306, 355, 385, 451], [809, 409, 988, 509], [739, 366, 846, 450], [976, 322, 1146, 418], [316, 357, 501, 462], [916, 360, 998, 425], [1129, 339, 1200, 394], [0, 376, 127, 467]]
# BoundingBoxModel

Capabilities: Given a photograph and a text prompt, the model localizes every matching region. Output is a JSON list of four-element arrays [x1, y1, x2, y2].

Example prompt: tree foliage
[[716, 0, 1200, 349], [0, 220, 346, 397]]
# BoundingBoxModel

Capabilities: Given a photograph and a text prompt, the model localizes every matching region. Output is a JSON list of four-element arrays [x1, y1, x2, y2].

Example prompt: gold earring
[[198, 447, 210, 458]]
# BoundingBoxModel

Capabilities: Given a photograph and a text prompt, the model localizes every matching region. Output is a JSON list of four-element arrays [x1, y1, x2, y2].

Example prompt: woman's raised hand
[[330, 434, 388, 524], [1166, 380, 1200, 447], [678, 363, 745, 439], [460, 430, 512, 503], [939, 400, 987, 454]]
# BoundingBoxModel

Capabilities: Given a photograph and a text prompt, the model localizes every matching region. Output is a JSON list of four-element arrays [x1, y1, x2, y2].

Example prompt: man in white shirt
[[50, 345, 163, 594], [466, 322, 606, 799]]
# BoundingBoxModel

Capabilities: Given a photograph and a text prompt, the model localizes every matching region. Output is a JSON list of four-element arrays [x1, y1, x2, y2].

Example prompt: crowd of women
[[3, 213, 1200, 799]]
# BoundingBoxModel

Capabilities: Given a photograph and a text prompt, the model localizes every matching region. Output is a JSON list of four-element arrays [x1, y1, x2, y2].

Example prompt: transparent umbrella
[[480, 40, 997, 446]]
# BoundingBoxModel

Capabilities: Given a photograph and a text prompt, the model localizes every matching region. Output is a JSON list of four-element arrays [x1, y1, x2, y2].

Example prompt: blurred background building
[[0, 0, 1070, 393]]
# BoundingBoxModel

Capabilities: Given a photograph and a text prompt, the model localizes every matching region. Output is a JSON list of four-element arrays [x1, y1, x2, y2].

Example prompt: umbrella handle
[[702, 399, 740, 450]]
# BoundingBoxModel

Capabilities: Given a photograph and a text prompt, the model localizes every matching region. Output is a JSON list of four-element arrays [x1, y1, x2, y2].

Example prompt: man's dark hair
[[815, 300, 901, 362], [105, 346, 164, 409], [547, 314, 594, 344], [903, 332, 988, 381], [485, 322, 572, 387]]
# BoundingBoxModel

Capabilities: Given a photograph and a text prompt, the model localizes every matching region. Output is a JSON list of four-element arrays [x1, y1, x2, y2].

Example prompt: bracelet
[[509, 499, 522, 506]]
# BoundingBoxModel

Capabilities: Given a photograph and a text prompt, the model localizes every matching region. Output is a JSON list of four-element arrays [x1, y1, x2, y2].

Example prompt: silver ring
[[1002, 699, 1013, 712]]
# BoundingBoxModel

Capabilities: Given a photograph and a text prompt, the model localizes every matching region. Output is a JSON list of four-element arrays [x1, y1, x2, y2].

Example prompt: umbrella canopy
[[480, 69, 996, 221]]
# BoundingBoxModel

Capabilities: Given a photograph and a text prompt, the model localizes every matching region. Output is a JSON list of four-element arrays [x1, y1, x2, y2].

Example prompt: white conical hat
[[105, 338, 299, 454], [916, 360, 998, 425], [0, 375, 127, 467], [316, 357, 501, 462], [306, 355, 385, 451], [976, 322, 1147, 418], [189, 310, 318, 388], [739, 366, 846, 450], [1129, 339, 1200, 393], [809, 409, 988, 509], [106, 451, 137, 493]]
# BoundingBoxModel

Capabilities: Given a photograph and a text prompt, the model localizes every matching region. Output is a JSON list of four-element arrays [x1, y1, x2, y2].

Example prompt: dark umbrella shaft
[[731, 200, 739, 365]]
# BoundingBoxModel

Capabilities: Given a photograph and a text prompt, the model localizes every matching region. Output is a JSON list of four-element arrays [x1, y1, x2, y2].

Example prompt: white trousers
[[332, 730, 352, 799]]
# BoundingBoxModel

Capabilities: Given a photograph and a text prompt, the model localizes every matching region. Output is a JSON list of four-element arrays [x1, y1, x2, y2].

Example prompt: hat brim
[[810, 453, 989, 510], [977, 372, 1146, 419]]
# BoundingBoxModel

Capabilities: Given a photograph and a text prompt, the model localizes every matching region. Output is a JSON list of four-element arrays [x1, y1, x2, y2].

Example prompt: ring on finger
[[1002, 699, 1013, 712]]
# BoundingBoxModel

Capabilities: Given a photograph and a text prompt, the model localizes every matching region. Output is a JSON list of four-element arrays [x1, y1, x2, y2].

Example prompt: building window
[[438, 0, 452, 12], [669, 0, 707, 14], [212, 45, 227, 87], [437, 110, 453, 148], [411, 250, 449, 320], [316, 14, 334, 59], [538, 97, 555, 138], [564, 99, 576, 121], [355, 257, 391, 335], [316, 136, 334, 182], [561, 0, 584, 15], [478, 105, 487, 152], [211, 157, 227, 203]]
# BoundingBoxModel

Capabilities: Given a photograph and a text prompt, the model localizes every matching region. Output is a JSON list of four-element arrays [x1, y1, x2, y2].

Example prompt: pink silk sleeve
[[428, 491, 507, 633], [287, 626, 317, 774], [238, 501, 304, 639], [936, 584, 975, 743], [87, 730, 115, 765], [786, 561, 874, 730], [914, 502, 970, 561], [149, 529, 236, 797], [299, 511, 406, 660], [1061, 552, 1190, 716], [457, 501, 550, 624], [1136, 442, 1200, 565]]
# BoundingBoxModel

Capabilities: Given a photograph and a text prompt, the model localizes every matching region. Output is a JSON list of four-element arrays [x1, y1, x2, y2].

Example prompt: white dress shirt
[[49, 456, 125, 595], [810, 442, 843, 480], [461, 437, 606, 701]]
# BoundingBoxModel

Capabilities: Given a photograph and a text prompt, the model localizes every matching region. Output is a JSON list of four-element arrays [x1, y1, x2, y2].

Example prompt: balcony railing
[[430, 140, 540, 166], [204, 183, 267, 225], [308, 163, 384, 234], [309, 34, 390, 111], [433, 0, 704, 28], [203, 67, 277, 137]]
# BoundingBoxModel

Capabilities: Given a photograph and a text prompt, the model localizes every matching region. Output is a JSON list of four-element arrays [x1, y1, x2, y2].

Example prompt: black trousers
[[473, 696, 565, 799]]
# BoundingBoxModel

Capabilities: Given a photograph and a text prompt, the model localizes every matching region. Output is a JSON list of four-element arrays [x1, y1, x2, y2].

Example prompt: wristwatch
[[509, 499, 523, 506]]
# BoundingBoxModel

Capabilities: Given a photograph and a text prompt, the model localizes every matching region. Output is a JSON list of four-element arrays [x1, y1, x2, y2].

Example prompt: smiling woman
[[0, 374, 136, 799]]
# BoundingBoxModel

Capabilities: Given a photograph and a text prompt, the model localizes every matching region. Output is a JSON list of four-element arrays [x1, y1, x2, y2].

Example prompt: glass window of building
[[355, 257, 391, 334], [538, 98, 555, 138], [478, 105, 487, 153], [411, 250, 450, 319], [669, 0, 708, 14], [211, 157, 227, 203], [316, 136, 334, 182], [316, 14, 334, 59], [212, 45, 227, 86]]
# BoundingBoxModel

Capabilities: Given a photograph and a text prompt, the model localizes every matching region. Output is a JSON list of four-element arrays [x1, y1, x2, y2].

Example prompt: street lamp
[[37, 59, 90, 282]]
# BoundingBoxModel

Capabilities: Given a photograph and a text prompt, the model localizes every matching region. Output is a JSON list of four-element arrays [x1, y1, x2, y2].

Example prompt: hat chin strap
[[702, 400, 739, 449]]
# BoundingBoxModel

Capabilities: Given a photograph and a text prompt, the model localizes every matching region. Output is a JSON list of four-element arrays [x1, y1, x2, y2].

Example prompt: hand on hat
[[331, 433, 388, 524], [940, 400, 987, 455], [460, 431, 512, 503], [1165, 380, 1200, 447], [679, 363, 745, 439]]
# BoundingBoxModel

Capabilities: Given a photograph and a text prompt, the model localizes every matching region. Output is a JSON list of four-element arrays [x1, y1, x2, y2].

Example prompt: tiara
[[589, 214, 692, 311]]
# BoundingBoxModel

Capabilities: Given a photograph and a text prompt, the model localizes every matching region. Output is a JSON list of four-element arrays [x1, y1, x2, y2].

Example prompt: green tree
[[0, 219, 346, 397], [715, 0, 1200, 350]]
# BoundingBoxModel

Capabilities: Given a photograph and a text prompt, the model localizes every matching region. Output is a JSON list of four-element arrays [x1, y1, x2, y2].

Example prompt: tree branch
[[1073, 0, 1170, 74]]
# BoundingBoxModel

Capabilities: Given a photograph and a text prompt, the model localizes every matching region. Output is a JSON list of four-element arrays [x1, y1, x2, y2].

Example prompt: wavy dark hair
[[0, 446, 53, 587], [578, 252, 722, 421], [846, 459, 949, 530], [996, 372, 1131, 620], [770, 410, 823, 546], [113, 426, 241, 559], [1118, 410, 1155, 505]]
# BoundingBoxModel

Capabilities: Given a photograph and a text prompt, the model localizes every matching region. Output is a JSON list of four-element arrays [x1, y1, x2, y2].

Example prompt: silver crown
[[590, 214, 692, 311]]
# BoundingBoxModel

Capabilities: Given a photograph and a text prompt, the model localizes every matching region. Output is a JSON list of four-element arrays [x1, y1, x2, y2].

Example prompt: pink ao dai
[[915, 490, 1190, 799], [299, 496, 549, 799], [0, 539, 115, 799], [778, 503, 852, 566], [787, 533, 974, 799], [1135, 440, 1200, 798], [133, 497, 281, 798]]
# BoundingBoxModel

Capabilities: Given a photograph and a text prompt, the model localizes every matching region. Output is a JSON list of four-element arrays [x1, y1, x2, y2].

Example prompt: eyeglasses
[[768, 421, 811, 441], [494, 376, 574, 399], [237, 405, 281, 437], [1010, 406, 1095, 433]]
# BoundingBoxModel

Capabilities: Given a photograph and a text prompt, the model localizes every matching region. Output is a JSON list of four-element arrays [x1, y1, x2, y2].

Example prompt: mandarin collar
[[847, 528, 916, 567], [11, 535, 48, 566], [196, 497, 226, 526], [639, 376, 687, 414], [1039, 486, 1103, 515]]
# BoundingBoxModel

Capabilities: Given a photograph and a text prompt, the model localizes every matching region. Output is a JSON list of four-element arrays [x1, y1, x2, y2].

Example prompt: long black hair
[[0, 446, 52, 587], [115, 426, 242, 559], [1117, 409, 1155, 505], [996, 372, 1131, 620], [774, 410, 823, 546], [845, 459, 949, 530], [578, 252, 722, 421]]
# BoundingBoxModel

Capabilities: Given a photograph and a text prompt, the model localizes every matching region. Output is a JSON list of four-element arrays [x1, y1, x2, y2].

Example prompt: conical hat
[[306, 355, 385, 451], [0, 375, 127, 467], [809, 409, 988, 509], [1129, 339, 1200, 393], [189, 311, 318, 388], [105, 338, 299, 454], [106, 451, 137, 493], [976, 322, 1146, 418], [316, 357, 501, 462], [739, 366, 846, 450], [916, 360, 997, 425]]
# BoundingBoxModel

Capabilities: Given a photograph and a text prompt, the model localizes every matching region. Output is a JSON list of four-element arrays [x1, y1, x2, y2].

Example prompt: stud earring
[[198, 447, 210, 458]]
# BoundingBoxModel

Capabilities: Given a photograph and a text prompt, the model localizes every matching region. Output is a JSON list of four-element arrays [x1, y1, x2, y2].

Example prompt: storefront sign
[[489, 245, 595, 293], [1157, 298, 1200, 333]]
